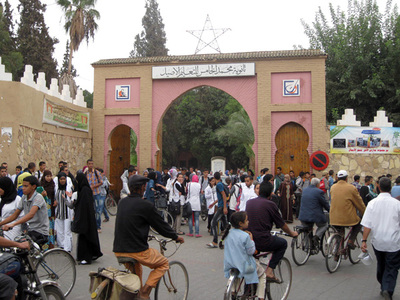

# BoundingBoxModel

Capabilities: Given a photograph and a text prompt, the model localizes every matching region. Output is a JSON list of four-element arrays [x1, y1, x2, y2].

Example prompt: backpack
[[234, 184, 243, 211], [223, 184, 231, 202], [319, 179, 327, 193]]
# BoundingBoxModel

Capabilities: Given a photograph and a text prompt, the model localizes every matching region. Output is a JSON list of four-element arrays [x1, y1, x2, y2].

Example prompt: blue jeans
[[102, 202, 109, 220], [94, 194, 105, 229], [188, 211, 200, 235]]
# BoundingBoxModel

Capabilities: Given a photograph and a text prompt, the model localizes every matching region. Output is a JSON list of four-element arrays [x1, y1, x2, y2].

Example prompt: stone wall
[[16, 126, 91, 176], [0, 80, 92, 174], [325, 153, 400, 180]]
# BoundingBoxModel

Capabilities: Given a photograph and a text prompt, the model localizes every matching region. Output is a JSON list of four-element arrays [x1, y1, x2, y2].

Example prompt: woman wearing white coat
[[204, 177, 217, 234], [186, 175, 202, 237], [54, 172, 74, 252]]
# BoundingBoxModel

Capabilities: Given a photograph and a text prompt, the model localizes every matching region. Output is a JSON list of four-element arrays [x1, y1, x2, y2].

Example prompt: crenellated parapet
[[0, 57, 87, 107]]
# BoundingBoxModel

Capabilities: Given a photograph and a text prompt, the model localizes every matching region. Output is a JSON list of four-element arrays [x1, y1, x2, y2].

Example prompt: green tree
[[0, 2, 23, 80], [302, 0, 400, 125], [162, 87, 252, 169], [83, 89, 93, 108], [16, 0, 58, 86], [130, 0, 168, 57], [57, 0, 100, 75], [59, 40, 77, 77], [215, 108, 255, 167]]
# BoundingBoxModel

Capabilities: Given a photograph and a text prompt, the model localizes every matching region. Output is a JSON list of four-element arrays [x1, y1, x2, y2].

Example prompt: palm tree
[[57, 0, 100, 75], [215, 108, 255, 169]]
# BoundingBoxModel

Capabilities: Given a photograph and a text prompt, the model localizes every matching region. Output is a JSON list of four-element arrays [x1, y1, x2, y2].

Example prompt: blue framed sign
[[115, 85, 130, 101]]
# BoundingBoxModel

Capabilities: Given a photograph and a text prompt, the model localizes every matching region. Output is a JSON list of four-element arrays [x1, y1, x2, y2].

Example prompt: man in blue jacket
[[298, 177, 330, 245]]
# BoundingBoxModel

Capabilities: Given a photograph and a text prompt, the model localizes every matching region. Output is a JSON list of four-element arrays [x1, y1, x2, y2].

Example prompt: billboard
[[330, 126, 400, 154]]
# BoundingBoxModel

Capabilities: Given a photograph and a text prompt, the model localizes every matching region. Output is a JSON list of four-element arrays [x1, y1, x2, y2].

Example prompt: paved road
[[66, 217, 392, 300]]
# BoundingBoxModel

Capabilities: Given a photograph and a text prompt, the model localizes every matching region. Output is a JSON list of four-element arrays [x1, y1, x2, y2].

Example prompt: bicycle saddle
[[295, 225, 312, 232], [117, 257, 138, 264]]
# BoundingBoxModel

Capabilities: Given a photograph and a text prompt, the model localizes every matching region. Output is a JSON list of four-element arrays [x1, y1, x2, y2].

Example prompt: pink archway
[[151, 76, 258, 168]]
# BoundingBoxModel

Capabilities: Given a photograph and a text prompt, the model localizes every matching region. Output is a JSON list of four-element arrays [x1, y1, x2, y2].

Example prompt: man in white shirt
[[120, 165, 137, 198], [361, 177, 400, 300], [239, 175, 257, 211]]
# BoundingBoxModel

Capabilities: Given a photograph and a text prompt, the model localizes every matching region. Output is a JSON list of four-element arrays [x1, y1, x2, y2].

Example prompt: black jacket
[[113, 193, 178, 253]]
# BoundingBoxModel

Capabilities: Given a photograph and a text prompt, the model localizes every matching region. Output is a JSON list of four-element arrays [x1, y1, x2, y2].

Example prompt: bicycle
[[91, 234, 189, 299], [325, 226, 363, 273], [35, 247, 76, 297], [150, 192, 175, 235], [2, 230, 76, 297], [224, 231, 292, 300], [291, 224, 334, 266], [5, 234, 65, 299], [104, 190, 118, 216]]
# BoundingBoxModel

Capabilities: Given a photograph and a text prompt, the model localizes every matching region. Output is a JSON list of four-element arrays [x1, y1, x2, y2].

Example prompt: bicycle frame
[[333, 226, 354, 257]]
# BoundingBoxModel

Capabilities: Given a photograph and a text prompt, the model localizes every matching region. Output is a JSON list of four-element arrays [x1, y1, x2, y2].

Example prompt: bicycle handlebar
[[271, 230, 292, 237]]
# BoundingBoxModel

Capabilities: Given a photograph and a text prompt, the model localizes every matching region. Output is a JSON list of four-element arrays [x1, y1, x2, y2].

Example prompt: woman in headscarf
[[186, 175, 202, 237], [145, 171, 156, 205], [0, 177, 24, 241], [54, 172, 74, 252], [73, 172, 102, 265], [164, 169, 178, 204], [39, 170, 56, 249]]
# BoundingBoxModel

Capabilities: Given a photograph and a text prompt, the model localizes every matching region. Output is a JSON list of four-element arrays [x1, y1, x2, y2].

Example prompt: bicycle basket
[[155, 194, 168, 209], [89, 267, 140, 299]]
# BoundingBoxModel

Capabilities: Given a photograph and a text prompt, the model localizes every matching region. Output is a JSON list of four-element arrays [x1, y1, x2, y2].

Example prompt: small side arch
[[274, 122, 310, 175]]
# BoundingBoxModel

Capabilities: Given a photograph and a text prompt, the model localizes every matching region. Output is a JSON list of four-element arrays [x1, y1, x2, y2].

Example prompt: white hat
[[337, 170, 348, 178]]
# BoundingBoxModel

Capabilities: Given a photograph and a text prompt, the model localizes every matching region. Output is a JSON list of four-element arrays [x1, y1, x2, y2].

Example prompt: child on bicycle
[[223, 211, 266, 299]]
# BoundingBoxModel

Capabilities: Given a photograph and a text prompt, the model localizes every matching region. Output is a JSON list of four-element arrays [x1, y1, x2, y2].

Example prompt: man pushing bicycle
[[113, 175, 184, 300]]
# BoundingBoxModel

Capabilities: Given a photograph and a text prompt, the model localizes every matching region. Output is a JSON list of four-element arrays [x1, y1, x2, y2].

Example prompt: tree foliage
[[83, 89, 93, 108], [302, 0, 400, 125], [162, 87, 253, 169], [16, 0, 58, 86], [130, 0, 168, 57], [57, 0, 100, 74], [60, 40, 77, 77], [0, 1, 23, 80]]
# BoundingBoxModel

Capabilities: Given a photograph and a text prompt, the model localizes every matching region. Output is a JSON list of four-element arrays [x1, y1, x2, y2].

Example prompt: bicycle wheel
[[151, 211, 175, 235], [349, 230, 362, 264], [36, 248, 76, 297], [105, 193, 118, 216], [320, 226, 334, 258], [154, 261, 189, 300], [266, 257, 292, 300], [325, 234, 342, 273], [291, 232, 311, 266], [224, 272, 241, 300], [43, 285, 65, 300]]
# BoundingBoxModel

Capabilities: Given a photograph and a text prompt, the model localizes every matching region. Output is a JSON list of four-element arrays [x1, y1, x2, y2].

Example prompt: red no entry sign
[[310, 151, 330, 171]]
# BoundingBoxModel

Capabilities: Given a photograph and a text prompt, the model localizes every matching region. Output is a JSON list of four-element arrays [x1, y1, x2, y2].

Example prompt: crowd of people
[[0, 160, 103, 266], [2, 159, 400, 299]]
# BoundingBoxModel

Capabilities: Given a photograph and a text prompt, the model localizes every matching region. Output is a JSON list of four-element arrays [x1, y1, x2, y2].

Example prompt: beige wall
[[0, 81, 92, 176]]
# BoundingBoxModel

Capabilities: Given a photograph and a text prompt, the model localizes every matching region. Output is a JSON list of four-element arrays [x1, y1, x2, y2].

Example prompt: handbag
[[182, 202, 192, 218], [168, 200, 180, 216]]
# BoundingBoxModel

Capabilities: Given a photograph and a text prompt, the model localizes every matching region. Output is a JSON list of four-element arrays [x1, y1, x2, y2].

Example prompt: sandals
[[266, 276, 282, 284], [206, 242, 218, 248]]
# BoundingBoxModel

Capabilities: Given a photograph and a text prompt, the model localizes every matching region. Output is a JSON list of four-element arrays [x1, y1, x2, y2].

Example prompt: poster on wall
[[1, 127, 12, 143], [330, 126, 400, 154], [42, 99, 89, 132], [115, 85, 130, 101], [283, 79, 300, 96]]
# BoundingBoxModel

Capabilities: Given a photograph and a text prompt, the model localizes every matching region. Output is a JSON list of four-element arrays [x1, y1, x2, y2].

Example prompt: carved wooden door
[[109, 125, 131, 199], [275, 122, 309, 175]]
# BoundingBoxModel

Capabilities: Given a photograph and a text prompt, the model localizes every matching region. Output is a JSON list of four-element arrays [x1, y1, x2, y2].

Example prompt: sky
[[6, 0, 400, 92]]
